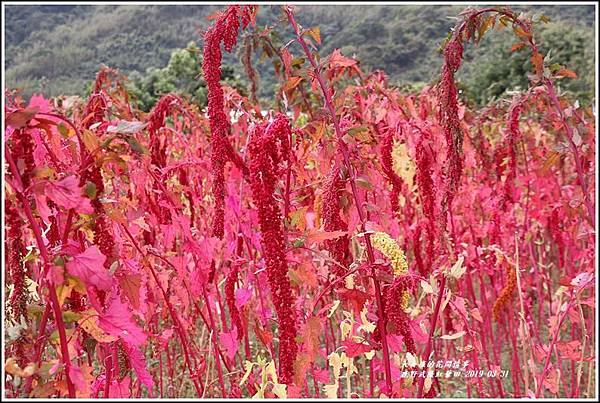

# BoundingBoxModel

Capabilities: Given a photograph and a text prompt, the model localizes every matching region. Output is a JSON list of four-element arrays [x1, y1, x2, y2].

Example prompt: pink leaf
[[65, 246, 113, 290], [158, 328, 174, 348], [99, 294, 147, 347], [219, 329, 238, 360], [45, 176, 93, 213], [312, 368, 330, 383], [28, 93, 51, 113], [123, 342, 154, 396], [235, 287, 252, 308], [68, 364, 90, 397], [108, 376, 131, 398], [543, 367, 559, 394], [410, 317, 429, 344], [341, 339, 373, 358]]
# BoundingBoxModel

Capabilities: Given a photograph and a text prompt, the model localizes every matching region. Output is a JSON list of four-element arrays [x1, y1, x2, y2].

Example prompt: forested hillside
[[4, 5, 596, 399], [4, 4, 595, 105]]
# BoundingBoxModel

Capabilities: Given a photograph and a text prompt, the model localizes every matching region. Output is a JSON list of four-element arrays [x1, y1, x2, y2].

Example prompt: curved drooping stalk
[[247, 114, 298, 385], [285, 7, 394, 394], [203, 5, 256, 239]]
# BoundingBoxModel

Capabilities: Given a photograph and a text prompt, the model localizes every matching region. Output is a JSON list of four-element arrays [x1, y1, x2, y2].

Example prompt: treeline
[[5, 4, 595, 107]]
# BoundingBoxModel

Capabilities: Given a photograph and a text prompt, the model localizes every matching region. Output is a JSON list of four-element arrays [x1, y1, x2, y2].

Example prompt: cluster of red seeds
[[492, 256, 517, 321], [148, 94, 182, 168], [321, 165, 351, 273], [437, 38, 465, 235], [5, 198, 28, 324], [225, 265, 244, 340], [380, 127, 404, 215], [10, 129, 35, 189], [413, 124, 437, 273], [203, 5, 255, 239], [247, 114, 297, 385], [383, 274, 417, 354], [504, 100, 523, 205]]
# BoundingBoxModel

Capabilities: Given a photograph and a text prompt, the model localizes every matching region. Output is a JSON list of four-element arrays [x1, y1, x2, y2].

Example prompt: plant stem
[[5, 148, 76, 398], [201, 286, 227, 397], [285, 8, 393, 394], [417, 275, 447, 398], [120, 225, 202, 397], [535, 296, 574, 397]]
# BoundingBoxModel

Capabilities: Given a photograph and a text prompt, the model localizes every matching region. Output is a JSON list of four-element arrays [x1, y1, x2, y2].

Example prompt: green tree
[[459, 21, 595, 106], [127, 41, 245, 111]]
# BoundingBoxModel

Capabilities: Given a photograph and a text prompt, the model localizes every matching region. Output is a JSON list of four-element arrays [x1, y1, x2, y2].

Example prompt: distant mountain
[[4, 4, 595, 104]]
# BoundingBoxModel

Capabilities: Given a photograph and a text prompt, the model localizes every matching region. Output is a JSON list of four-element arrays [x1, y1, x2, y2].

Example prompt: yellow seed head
[[400, 290, 410, 310], [371, 231, 408, 277]]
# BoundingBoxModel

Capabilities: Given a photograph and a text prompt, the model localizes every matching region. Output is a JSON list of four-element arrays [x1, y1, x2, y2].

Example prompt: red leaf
[[123, 342, 154, 395], [117, 273, 141, 310], [65, 246, 113, 291], [283, 76, 303, 92], [99, 294, 147, 347], [556, 67, 577, 78], [68, 364, 90, 397], [6, 106, 39, 129], [531, 52, 544, 76], [108, 377, 131, 398], [509, 43, 525, 53], [45, 176, 94, 213], [219, 328, 239, 360], [336, 288, 369, 313], [341, 339, 373, 358], [410, 317, 429, 344], [543, 367, 559, 394], [306, 229, 347, 245], [312, 368, 330, 383], [235, 287, 252, 308], [329, 49, 358, 69]]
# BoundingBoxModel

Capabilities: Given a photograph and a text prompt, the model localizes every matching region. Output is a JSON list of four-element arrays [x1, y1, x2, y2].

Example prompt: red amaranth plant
[[547, 206, 566, 269], [437, 37, 464, 237], [203, 5, 257, 239], [413, 123, 437, 275], [492, 255, 517, 322], [2, 4, 595, 399], [225, 264, 244, 340], [321, 165, 351, 273], [148, 94, 183, 168], [503, 98, 524, 205], [379, 126, 404, 215], [383, 274, 417, 354], [247, 113, 297, 385], [5, 198, 29, 326], [9, 129, 35, 188]]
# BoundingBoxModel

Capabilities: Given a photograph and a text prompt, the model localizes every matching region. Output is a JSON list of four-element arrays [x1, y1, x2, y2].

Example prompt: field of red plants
[[3, 5, 597, 399]]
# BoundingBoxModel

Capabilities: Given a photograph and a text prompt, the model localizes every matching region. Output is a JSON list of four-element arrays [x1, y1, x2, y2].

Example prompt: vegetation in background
[[4, 4, 595, 108], [3, 5, 596, 399], [125, 41, 245, 112]]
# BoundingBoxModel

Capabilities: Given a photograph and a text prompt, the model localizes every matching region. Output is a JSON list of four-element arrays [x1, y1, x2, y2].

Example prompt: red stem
[[5, 148, 76, 398], [201, 286, 227, 397], [285, 7, 393, 394], [417, 275, 447, 398], [120, 225, 202, 397], [535, 297, 574, 397]]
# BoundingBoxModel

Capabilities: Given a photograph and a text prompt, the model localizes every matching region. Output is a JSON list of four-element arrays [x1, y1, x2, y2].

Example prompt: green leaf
[[126, 137, 146, 154], [57, 122, 69, 138], [356, 176, 374, 191], [84, 182, 97, 199], [62, 311, 83, 323], [292, 237, 305, 248]]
